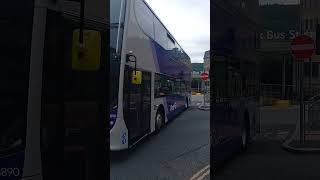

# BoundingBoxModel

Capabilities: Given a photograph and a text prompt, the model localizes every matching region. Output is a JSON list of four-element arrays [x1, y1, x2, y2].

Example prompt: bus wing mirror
[[132, 71, 142, 85], [126, 52, 137, 72]]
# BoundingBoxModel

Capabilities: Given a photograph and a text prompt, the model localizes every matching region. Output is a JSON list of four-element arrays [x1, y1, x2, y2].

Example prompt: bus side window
[[167, 79, 174, 95], [181, 81, 186, 94], [135, 0, 154, 39], [174, 80, 181, 95], [155, 74, 174, 97], [155, 73, 161, 97]]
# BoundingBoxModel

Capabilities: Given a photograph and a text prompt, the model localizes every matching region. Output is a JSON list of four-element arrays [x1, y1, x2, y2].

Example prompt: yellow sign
[[72, 29, 101, 71], [132, 71, 142, 85]]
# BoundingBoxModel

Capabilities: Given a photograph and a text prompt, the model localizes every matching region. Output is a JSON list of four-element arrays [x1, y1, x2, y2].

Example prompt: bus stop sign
[[291, 35, 315, 60], [200, 72, 209, 81]]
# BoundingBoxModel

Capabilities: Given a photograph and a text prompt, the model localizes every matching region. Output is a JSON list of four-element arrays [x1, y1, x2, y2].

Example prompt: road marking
[[189, 165, 210, 180], [197, 169, 210, 180]]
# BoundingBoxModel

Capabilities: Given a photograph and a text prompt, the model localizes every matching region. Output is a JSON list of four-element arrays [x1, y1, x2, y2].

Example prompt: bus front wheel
[[185, 98, 189, 109], [155, 109, 164, 133]]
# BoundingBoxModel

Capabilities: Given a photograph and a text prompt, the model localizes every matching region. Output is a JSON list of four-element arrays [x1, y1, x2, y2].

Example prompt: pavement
[[110, 104, 210, 180], [191, 95, 210, 111], [274, 104, 320, 152], [214, 106, 320, 180]]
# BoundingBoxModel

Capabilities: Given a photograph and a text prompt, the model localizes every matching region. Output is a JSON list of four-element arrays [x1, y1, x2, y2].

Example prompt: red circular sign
[[291, 35, 315, 60], [200, 72, 209, 80]]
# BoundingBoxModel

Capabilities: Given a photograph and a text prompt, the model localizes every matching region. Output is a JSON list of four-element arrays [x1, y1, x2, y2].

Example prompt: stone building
[[299, 0, 320, 96]]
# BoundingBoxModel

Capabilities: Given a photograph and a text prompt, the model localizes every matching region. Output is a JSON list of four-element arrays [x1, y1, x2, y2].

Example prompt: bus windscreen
[[110, 0, 126, 124]]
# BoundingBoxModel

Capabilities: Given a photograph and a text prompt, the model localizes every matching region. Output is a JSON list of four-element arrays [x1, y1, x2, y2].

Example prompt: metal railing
[[260, 83, 320, 101], [191, 88, 204, 93], [304, 96, 320, 141], [303, 85, 320, 99], [260, 83, 296, 100]]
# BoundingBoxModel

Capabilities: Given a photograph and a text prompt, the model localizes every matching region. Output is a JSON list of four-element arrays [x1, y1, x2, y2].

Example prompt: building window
[[305, 19, 309, 30], [310, 19, 314, 30]]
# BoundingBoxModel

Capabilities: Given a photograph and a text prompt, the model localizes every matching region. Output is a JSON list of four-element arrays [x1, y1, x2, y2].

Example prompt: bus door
[[41, 9, 107, 180], [123, 66, 151, 145]]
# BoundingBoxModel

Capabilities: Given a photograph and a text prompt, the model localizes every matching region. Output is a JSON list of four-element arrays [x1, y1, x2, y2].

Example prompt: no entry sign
[[200, 72, 209, 81], [291, 35, 315, 60]]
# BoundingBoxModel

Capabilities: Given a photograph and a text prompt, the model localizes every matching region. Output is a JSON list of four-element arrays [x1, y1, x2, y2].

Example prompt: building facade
[[203, 50, 210, 94], [258, 4, 299, 99], [212, 0, 261, 95], [191, 63, 204, 92], [300, 0, 320, 97]]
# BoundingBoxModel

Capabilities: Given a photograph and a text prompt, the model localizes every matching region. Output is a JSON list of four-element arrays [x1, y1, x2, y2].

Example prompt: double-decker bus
[[110, 0, 192, 151], [1, 0, 107, 179], [211, 0, 261, 168]]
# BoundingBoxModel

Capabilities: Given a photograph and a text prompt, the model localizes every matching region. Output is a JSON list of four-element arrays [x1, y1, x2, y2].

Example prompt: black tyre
[[241, 116, 251, 151], [185, 98, 189, 109], [241, 125, 248, 150], [155, 109, 164, 133]]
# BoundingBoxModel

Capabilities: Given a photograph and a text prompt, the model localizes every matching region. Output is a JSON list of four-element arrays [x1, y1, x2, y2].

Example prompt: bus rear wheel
[[185, 98, 189, 109], [241, 121, 249, 150], [155, 110, 164, 133]]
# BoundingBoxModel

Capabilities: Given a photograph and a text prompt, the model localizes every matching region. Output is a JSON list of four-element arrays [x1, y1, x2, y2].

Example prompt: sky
[[145, 0, 210, 63]]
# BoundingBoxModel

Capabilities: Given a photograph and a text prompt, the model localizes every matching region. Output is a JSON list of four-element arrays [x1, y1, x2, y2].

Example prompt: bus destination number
[[0, 168, 20, 177]]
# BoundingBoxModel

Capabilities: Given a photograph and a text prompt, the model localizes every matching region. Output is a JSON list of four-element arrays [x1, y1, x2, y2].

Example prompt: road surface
[[110, 101, 210, 180], [214, 106, 320, 180]]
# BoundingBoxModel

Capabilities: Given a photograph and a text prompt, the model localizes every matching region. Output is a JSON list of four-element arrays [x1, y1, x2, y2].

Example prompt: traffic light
[[317, 24, 320, 55]]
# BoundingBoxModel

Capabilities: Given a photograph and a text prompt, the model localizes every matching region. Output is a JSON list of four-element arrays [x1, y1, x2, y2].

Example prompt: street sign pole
[[282, 55, 286, 99], [299, 61, 304, 144], [200, 72, 209, 106], [291, 35, 315, 144], [203, 81, 206, 106], [203, 80, 208, 106], [309, 57, 312, 96]]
